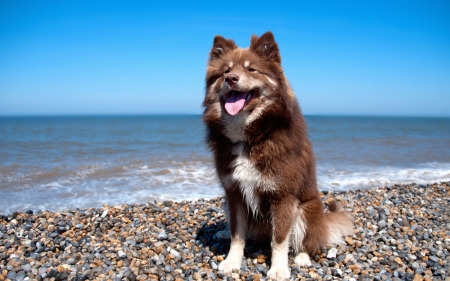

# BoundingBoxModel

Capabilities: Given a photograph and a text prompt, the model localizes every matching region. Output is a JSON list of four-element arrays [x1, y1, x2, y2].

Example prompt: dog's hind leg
[[291, 206, 312, 267], [293, 197, 327, 267]]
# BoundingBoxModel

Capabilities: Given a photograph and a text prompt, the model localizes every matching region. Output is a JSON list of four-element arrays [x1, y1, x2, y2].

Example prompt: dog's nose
[[225, 74, 239, 86]]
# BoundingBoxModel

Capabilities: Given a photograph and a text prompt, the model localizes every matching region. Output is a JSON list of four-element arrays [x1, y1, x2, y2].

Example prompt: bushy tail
[[324, 200, 354, 245], [294, 197, 354, 256]]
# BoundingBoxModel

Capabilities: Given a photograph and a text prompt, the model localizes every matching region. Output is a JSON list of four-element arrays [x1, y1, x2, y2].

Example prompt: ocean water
[[1, 115, 449, 214]]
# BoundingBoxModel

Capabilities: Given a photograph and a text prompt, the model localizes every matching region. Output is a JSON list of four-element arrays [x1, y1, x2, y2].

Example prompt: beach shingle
[[0, 182, 449, 280]]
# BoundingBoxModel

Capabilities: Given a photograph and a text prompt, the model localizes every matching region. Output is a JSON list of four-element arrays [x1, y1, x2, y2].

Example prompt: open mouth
[[224, 90, 258, 116]]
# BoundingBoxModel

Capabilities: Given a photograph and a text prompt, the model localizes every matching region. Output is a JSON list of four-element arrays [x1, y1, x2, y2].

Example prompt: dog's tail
[[293, 198, 354, 256], [323, 200, 354, 245]]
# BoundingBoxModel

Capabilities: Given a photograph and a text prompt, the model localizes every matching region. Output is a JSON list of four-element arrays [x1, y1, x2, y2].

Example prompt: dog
[[202, 31, 353, 280]]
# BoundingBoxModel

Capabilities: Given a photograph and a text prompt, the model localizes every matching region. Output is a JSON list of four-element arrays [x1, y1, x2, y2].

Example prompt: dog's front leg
[[218, 203, 247, 274], [267, 200, 294, 281]]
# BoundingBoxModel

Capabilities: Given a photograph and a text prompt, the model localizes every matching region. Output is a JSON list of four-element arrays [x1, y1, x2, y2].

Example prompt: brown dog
[[202, 31, 353, 280]]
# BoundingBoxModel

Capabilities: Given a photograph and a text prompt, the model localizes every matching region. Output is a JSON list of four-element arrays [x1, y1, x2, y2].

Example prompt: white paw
[[267, 265, 290, 281], [294, 252, 312, 267], [218, 257, 241, 274]]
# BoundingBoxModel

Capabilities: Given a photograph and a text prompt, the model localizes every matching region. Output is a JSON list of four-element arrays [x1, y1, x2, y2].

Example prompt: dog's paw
[[218, 257, 241, 274], [294, 252, 312, 267], [267, 265, 290, 281]]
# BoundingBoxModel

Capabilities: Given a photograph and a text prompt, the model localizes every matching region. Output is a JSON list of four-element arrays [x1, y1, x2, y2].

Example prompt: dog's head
[[203, 32, 298, 141], [205, 32, 292, 115]]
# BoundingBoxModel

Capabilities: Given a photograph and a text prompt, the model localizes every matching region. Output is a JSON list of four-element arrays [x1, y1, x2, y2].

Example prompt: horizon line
[[0, 113, 449, 119]]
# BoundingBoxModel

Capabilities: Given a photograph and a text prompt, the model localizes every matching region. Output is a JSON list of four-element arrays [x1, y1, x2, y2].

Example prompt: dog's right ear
[[209, 36, 237, 60], [250, 32, 281, 64]]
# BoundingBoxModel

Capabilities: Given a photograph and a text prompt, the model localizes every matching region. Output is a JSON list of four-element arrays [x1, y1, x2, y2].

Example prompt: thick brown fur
[[202, 32, 353, 280]]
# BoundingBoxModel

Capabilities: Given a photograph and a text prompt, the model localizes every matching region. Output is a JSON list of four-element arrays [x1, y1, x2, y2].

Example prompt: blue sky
[[1, 1, 449, 116]]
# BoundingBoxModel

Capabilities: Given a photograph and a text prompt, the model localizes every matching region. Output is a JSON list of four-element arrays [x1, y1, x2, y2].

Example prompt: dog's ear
[[209, 35, 237, 60], [250, 31, 281, 64]]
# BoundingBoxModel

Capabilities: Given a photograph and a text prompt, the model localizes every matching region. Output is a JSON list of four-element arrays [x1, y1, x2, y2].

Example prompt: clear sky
[[1, 1, 449, 116]]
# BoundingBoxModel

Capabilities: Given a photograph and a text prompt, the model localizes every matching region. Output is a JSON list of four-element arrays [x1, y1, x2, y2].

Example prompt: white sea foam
[[318, 162, 450, 191], [0, 161, 223, 215]]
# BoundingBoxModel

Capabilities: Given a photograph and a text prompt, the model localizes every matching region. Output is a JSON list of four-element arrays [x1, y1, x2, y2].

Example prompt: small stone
[[343, 254, 354, 264], [345, 237, 353, 245], [327, 248, 338, 259], [118, 250, 127, 259], [411, 262, 420, 270], [256, 254, 266, 263], [428, 256, 438, 262], [157, 233, 168, 240], [170, 249, 181, 260], [22, 264, 32, 272], [255, 265, 268, 275], [193, 272, 201, 280], [48, 268, 58, 278], [331, 268, 343, 277], [6, 272, 16, 280]]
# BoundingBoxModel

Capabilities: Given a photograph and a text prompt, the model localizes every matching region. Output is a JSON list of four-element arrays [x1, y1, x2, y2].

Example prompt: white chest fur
[[224, 143, 276, 216]]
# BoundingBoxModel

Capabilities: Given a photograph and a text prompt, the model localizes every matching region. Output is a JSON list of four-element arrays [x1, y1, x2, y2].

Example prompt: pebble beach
[[1, 182, 449, 281]]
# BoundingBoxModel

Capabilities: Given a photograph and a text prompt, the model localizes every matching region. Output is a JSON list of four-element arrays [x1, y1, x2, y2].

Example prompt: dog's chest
[[225, 143, 275, 216]]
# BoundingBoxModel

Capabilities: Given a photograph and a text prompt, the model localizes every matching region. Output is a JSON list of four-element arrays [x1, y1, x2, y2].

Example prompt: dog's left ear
[[250, 31, 281, 64]]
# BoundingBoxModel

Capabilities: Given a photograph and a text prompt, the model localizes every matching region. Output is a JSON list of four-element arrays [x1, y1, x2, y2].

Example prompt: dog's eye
[[248, 67, 256, 72], [224, 69, 231, 74]]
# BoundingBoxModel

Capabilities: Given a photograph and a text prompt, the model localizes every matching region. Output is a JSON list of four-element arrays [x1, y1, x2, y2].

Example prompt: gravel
[[0, 181, 449, 280]]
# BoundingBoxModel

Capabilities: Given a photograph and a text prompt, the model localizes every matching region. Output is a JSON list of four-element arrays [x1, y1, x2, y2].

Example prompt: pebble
[[21, 264, 31, 272], [170, 249, 181, 260], [193, 272, 201, 280], [157, 232, 168, 240], [117, 250, 127, 259], [0, 182, 449, 281], [327, 248, 338, 258]]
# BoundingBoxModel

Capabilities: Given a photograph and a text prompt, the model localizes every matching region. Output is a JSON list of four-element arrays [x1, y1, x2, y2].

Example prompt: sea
[[1, 115, 450, 215]]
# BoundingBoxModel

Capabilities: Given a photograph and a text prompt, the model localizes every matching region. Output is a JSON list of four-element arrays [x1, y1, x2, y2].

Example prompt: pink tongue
[[225, 92, 247, 116]]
